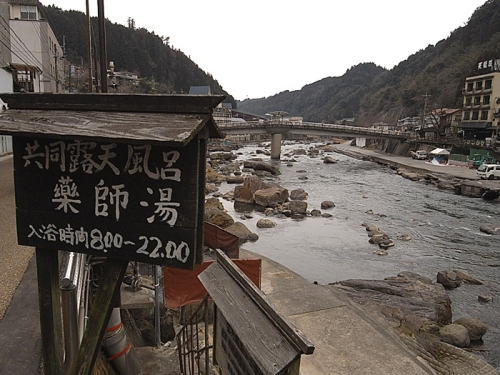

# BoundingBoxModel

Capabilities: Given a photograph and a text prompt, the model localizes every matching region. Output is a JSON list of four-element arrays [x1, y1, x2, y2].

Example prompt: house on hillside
[[396, 117, 421, 133], [0, 0, 63, 93], [459, 58, 500, 144], [371, 122, 394, 132], [423, 108, 462, 140]]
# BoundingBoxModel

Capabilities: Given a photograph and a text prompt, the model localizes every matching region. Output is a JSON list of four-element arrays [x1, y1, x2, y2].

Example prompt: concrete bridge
[[219, 120, 409, 159]]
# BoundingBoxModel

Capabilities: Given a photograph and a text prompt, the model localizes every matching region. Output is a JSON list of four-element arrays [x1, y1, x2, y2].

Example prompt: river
[[212, 140, 500, 369]]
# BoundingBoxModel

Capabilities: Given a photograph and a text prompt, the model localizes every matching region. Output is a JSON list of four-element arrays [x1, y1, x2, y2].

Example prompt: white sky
[[44, 0, 486, 100]]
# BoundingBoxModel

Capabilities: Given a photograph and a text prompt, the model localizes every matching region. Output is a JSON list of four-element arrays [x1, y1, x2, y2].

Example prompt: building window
[[472, 111, 479, 120], [476, 81, 483, 90], [474, 96, 481, 105], [463, 111, 470, 120], [465, 97, 472, 106], [485, 79, 492, 89], [467, 82, 473, 92], [20, 5, 37, 20], [483, 95, 490, 105], [481, 111, 489, 120]]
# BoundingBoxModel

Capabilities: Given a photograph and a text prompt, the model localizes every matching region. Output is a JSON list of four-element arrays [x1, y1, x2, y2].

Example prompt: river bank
[[332, 141, 500, 199]]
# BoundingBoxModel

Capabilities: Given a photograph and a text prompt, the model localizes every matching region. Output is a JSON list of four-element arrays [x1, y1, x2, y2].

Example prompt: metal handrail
[[176, 295, 213, 375]]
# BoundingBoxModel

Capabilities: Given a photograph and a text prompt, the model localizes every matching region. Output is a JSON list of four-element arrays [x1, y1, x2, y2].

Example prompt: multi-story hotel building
[[460, 58, 500, 142]]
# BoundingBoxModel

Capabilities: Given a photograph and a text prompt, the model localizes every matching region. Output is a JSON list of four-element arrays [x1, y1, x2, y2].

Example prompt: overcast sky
[[45, 0, 486, 100]]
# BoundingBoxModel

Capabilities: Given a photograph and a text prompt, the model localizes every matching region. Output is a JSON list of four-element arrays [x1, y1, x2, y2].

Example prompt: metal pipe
[[60, 252, 85, 375], [154, 265, 162, 348], [102, 308, 142, 374]]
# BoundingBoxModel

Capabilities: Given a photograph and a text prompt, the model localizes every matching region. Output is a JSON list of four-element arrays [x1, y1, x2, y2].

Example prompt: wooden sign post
[[0, 93, 224, 375], [199, 249, 315, 375]]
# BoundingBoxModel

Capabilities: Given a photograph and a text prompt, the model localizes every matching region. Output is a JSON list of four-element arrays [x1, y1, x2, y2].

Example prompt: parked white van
[[477, 164, 500, 180]]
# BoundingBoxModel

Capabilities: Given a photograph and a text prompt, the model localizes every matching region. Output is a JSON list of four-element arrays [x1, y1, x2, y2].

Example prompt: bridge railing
[[219, 121, 408, 138]]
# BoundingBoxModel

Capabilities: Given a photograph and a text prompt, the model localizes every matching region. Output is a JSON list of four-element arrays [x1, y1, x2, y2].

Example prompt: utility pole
[[421, 92, 431, 131], [86, 0, 92, 92], [97, 0, 108, 93]]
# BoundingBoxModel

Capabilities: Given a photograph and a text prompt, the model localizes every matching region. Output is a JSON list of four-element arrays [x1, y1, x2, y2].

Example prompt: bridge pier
[[356, 137, 366, 147], [270, 133, 282, 160]]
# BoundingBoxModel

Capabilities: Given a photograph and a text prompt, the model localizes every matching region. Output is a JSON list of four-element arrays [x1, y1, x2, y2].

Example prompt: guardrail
[[218, 121, 407, 138]]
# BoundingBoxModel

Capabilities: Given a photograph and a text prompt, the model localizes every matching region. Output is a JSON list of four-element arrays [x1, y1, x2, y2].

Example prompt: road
[[0, 155, 41, 374]]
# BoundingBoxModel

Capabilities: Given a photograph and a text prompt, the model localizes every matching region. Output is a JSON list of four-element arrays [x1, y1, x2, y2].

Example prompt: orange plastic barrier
[[163, 258, 261, 308], [204, 221, 240, 258]]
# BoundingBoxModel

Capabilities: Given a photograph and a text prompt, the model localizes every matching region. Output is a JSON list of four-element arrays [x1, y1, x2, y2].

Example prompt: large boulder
[[290, 188, 308, 200], [439, 324, 470, 348], [210, 152, 237, 161], [254, 187, 289, 207], [437, 270, 462, 289], [334, 272, 452, 333], [243, 175, 264, 195], [283, 200, 308, 215], [453, 318, 488, 341], [204, 198, 234, 228], [224, 222, 255, 244], [205, 197, 224, 211], [243, 160, 280, 175], [233, 185, 255, 204]]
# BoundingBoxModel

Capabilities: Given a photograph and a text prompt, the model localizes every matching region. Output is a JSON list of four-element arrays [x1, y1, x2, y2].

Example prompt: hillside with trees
[[238, 0, 500, 125], [43, 5, 236, 107]]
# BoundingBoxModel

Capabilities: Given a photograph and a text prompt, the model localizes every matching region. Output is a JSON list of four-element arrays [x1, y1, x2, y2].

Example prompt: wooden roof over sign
[[0, 93, 225, 146]]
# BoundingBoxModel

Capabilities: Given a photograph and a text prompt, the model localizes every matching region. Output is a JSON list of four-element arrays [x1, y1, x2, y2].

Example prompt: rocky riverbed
[[202, 138, 500, 370]]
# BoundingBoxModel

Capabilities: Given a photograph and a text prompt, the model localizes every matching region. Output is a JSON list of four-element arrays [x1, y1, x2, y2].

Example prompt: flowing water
[[212, 141, 500, 368]]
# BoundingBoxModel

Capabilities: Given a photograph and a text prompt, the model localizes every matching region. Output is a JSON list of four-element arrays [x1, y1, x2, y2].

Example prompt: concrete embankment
[[332, 143, 500, 199]]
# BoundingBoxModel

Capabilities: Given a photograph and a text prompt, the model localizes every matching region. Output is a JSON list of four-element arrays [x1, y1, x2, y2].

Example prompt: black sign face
[[13, 136, 201, 269]]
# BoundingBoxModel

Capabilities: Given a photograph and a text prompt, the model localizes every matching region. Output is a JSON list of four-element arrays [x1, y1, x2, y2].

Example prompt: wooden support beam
[[70, 258, 128, 375], [36, 248, 64, 375]]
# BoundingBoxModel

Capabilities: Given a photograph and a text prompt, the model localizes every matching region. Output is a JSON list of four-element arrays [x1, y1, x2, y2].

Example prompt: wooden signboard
[[13, 135, 201, 268], [0, 93, 224, 375], [199, 249, 314, 375]]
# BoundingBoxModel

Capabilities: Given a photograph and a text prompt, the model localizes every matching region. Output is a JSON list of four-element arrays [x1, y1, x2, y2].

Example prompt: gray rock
[[290, 188, 308, 200], [479, 224, 500, 235], [205, 183, 219, 195], [323, 156, 338, 164], [243, 175, 264, 195], [310, 209, 322, 217], [436, 270, 462, 289], [254, 187, 289, 207], [335, 273, 452, 332], [397, 234, 411, 241], [233, 185, 255, 204], [247, 233, 259, 242], [283, 200, 308, 215], [454, 318, 487, 341], [478, 294, 493, 303], [454, 270, 483, 285], [378, 239, 395, 249], [256, 219, 277, 228], [321, 201, 335, 209], [439, 324, 470, 348], [224, 222, 252, 244]]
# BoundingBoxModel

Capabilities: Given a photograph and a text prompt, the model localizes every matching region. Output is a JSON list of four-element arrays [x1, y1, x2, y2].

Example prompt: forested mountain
[[43, 5, 236, 107], [238, 0, 500, 125]]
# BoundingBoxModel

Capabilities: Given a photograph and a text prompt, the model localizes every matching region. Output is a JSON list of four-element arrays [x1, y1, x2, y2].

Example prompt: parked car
[[410, 150, 428, 160], [477, 164, 500, 180]]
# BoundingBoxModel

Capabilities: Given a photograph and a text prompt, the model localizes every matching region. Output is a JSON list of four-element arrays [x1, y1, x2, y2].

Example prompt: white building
[[0, 0, 63, 93]]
